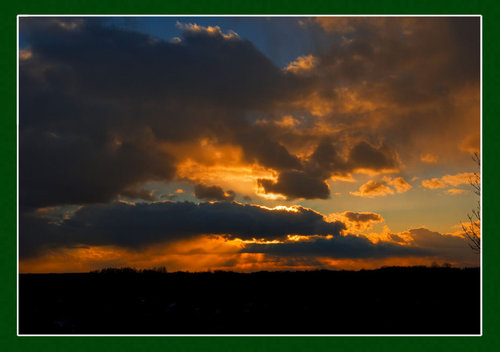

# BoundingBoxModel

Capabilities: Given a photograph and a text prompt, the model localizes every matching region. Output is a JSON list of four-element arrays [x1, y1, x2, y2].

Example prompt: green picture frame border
[[3, 0, 499, 350]]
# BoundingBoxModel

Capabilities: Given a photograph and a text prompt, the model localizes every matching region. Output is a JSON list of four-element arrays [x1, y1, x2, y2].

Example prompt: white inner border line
[[16, 14, 483, 337]]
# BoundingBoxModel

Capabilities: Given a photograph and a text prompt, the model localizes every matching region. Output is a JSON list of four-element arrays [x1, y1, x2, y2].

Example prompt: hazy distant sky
[[19, 16, 480, 272]]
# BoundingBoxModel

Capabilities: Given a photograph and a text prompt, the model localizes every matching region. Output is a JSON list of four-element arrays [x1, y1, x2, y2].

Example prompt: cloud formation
[[403, 228, 477, 264], [350, 176, 412, 198], [257, 171, 330, 200], [284, 54, 317, 74], [350, 180, 395, 198], [385, 176, 412, 194], [242, 234, 429, 259], [421, 172, 474, 190], [242, 226, 477, 267], [329, 211, 384, 231], [20, 201, 346, 259], [343, 211, 383, 223], [194, 184, 235, 202], [19, 18, 307, 206], [257, 140, 400, 199]]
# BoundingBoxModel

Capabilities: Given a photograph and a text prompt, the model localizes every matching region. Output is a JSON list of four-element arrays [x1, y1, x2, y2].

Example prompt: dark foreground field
[[19, 267, 480, 334]]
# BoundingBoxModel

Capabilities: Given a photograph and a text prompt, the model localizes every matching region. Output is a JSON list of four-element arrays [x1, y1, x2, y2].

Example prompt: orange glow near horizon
[[19, 224, 476, 274], [19, 246, 468, 274]]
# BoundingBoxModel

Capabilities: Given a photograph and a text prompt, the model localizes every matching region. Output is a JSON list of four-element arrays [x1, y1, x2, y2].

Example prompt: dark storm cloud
[[119, 187, 156, 201], [258, 171, 330, 200], [306, 140, 398, 175], [307, 139, 348, 177], [235, 127, 303, 171], [391, 228, 477, 265], [343, 211, 382, 223], [20, 129, 175, 207], [347, 141, 397, 171], [19, 17, 307, 207], [339, 211, 384, 231], [194, 184, 235, 202], [238, 227, 477, 266], [257, 140, 399, 199], [19, 201, 346, 259], [242, 235, 430, 259], [20, 18, 296, 109], [406, 228, 473, 261]]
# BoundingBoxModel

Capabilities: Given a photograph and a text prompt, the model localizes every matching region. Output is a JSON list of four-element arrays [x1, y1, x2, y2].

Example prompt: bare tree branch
[[462, 152, 480, 253]]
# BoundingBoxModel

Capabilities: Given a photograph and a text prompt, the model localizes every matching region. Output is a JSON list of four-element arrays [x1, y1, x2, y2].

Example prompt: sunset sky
[[18, 16, 480, 273]]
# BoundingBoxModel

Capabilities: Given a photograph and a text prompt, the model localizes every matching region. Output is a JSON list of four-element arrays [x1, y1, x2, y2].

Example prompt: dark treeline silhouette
[[19, 266, 480, 334]]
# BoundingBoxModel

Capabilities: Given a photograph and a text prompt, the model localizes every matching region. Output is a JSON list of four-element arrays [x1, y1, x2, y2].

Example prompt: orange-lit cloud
[[284, 54, 317, 74], [441, 173, 475, 187], [162, 139, 245, 169], [177, 159, 276, 196], [384, 176, 412, 194], [19, 200, 346, 261], [421, 172, 475, 190], [328, 211, 384, 232], [176, 22, 239, 40], [421, 178, 446, 189], [350, 180, 394, 198], [274, 115, 302, 128]]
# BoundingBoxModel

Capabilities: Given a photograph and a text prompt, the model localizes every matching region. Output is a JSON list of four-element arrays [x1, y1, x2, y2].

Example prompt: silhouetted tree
[[152, 266, 167, 273], [462, 152, 480, 253]]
